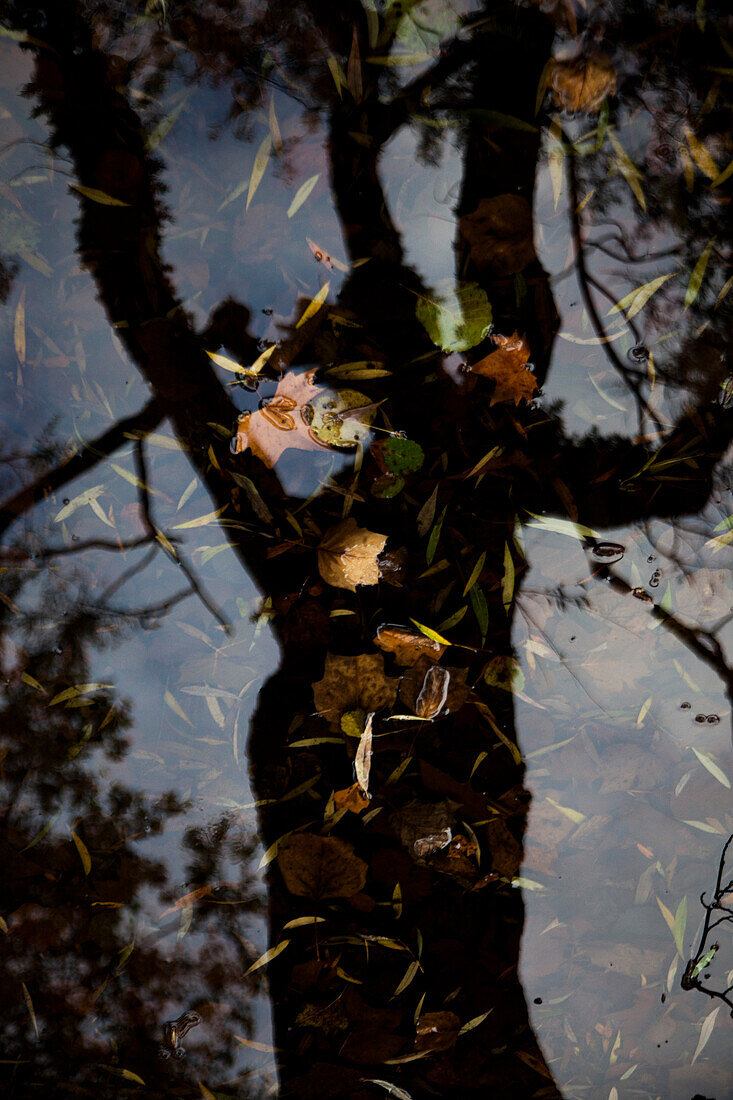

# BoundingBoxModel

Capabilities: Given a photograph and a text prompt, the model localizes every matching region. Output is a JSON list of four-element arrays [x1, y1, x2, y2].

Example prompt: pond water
[[1, 2, 732, 1098]]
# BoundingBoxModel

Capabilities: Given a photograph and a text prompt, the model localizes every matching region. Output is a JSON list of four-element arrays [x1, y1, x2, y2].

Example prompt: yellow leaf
[[70, 183, 130, 207], [296, 281, 330, 328], [49, 683, 111, 705], [685, 237, 716, 309], [22, 982, 39, 1038], [171, 506, 227, 529], [244, 938, 290, 976], [393, 959, 420, 995], [318, 517, 386, 591], [606, 272, 676, 320], [246, 135, 271, 210], [14, 288, 25, 364], [71, 829, 92, 875], [54, 485, 105, 522], [684, 124, 719, 180], [287, 174, 320, 218]]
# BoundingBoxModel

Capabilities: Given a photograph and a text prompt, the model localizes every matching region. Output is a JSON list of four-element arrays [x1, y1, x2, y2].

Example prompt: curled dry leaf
[[373, 623, 446, 666], [399, 659, 469, 719], [459, 194, 535, 275], [318, 517, 387, 591], [414, 1011, 461, 1053], [313, 653, 399, 732], [470, 332, 537, 406], [332, 783, 370, 814], [234, 369, 330, 467], [355, 712, 373, 797], [393, 799, 455, 860], [277, 833, 368, 899], [547, 55, 617, 114]]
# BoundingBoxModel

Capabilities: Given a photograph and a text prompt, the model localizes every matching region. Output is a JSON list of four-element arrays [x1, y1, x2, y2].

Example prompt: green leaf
[[415, 280, 492, 353], [410, 619, 452, 647], [382, 436, 424, 475]]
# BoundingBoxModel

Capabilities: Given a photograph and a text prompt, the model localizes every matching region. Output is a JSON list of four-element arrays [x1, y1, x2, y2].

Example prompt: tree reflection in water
[[0, 0, 731, 1097]]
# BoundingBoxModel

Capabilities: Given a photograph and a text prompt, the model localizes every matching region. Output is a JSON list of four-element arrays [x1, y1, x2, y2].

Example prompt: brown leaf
[[313, 652, 399, 731], [318, 517, 387, 591], [234, 369, 330, 468], [470, 332, 537, 406], [392, 799, 455, 860], [277, 833, 367, 899], [547, 55, 617, 114], [415, 1011, 460, 1053], [459, 194, 535, 275], [333, 783, 370, 814], [374, 623, 446, 666], [399, 659, 469, 719]]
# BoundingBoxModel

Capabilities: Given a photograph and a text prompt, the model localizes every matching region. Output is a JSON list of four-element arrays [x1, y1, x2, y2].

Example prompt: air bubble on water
[[680, 701, 691, 709], [695, 714, 707, 723], [647, 555, 655, 563], [63, 498, 70, 505], [649, 570, 661, 588], [628, 345, 650, 363], [707, 714, 720, 724]]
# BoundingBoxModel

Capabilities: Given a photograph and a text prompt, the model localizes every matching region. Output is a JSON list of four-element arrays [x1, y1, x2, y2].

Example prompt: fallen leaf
[[392, 799, 455, 860], [234, 369, 333, 468], [318, 518, 387, 591], [277, 833, 368, 899], [470, 332, 537, 405], [414, 1011, 460, 1053], [373, 623, 446, 666], [547, 55, 617, 113], [415, 280, 492, 353], [355, 713, 373, 796], [333, 784, 371, 814], [459, 194, 535, 275], [313, 653, 399, 731], [399, 659, 469, 718]]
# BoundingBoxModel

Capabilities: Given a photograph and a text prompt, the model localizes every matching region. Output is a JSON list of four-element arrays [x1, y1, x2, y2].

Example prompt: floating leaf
[[296, 281, 330, 328], [70, 829, 91, 875], [692, 747, 730, 789], [49, 683, 111, 705], [54, 485, 105, 522], [171, 506, 227, 529], [313, 653, 398, 731], [277, 833, 367, 899], [164, 689, 194, 727], [70, 183, 130, 207], [416, 280, 492, 353], [374, 624, 445, 666], [685, 238, 716, 309], [287, 174, 320, 218], [235, 369, 328, 467], [318, 518, 387, 591], [244, 938, 290, 976], [470, 331, 536, 405], [246, 135, 272, 210], [606, 272, 676, 320], [684, 124, 718, 180], [546, 55, 617, 113], [355, 712, 373, 796], [691, 1005, 720, 1064]]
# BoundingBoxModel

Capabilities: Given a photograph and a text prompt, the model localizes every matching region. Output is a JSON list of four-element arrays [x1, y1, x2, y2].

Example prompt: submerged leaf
[[277, 833, 367, 899], [416, 280, 492, 352], [546, 55, 617, 113], [470, 331, 537, 405], [318, 518, 387, 591]]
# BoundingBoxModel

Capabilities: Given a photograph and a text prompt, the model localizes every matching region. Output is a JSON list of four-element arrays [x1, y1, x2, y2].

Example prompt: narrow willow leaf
[[673, 895, 687, 959], [458, 1009, 493, 1035], [416, 484, 439, 537], [14, 288, 25, 363], [360, 1081, 413, 1100], [268, 95, 282, 152], [206, 350, 245, 374], [70, 183, 130, 207], [246, 135, 272, 211], [49, 683, 111, 705], [287, 174, 320, 218], [54, 485, 105, 522], [469, 584, 489, 639], [684, 124, 718, 180], [692, 747, 731, 789], [244, 938, 290, 976], [22, 982, 39, 1038], [691, 1005, 720, 1064], [70, 829, 92, 875], [177, 477, 198, 511], [119, 1069, 146, 1084], [296, 281, 330, 328], [501, 543, 514, 611], [711, 158, 733, 188], [393, 959, 419, 996], [523, 513, 599, 540], [685, 238, 716, 308], [606, 272, 676, 320], [164, 689, 194, 727], [198, 1083, 217, 1100], [282, 916, 327, 930], [546, 797, 585, 824], [607, 131, 646, 211], [171, 506, 227, 529], [409, 619, 452, 647], [463, 551, 486, 597], [636, 696, 652, 726]]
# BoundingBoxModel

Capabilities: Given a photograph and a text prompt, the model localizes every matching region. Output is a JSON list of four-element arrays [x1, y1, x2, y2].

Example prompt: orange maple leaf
[[234, 369, 331, 468], [470, 331, 537, 406]]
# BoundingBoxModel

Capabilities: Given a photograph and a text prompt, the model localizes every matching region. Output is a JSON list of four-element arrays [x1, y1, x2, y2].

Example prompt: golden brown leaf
[[470, 332, 537, 406], [415, 1011, 460, 1053], [277, 833, 367, 899], [373, 623, 446, 666], [332, 783, 371, 814], [318, 517, 387, 591], [547, 55, 617, 114], [313, 653, 399, 731], [234, 369, 330, 468]]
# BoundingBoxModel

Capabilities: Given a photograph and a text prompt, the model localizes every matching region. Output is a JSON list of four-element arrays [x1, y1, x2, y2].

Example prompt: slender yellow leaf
[[70, 183, 130, 207], [206, 350, 246, 374], [606, 272, 676, 321], [409, 618, 452, 646], [636, 696, 652, 726], [463, 550, 486, 597], [22, 982, 39, 1038], [244, 938, 290, 975], [685, 238, 716, 309], [393, 959, 419, 996], [54, 485, 105, 522], [198, 1084, 217, 1100], [684, 124, 718, 180], [268, 95, 282, 152], [287, 174, 320, 218], [282, 916, 327, 930], [523, 513, 599, 540], [119, 1069, 146, 1084], [546, 797, 585, 824], [14, 288, 25, 364], [458, 1009, 493, 1035], [296, 281, 330, 328], [501, 543, 514, 611], [71, 829, 92, 875], [692, 1005, 720, 1064], [692, 747, 731, 789], [171, 506, 227, 529], [49, 683, 111, 705], [246, 135, 271, 211], [711, 158, 733, 188]]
